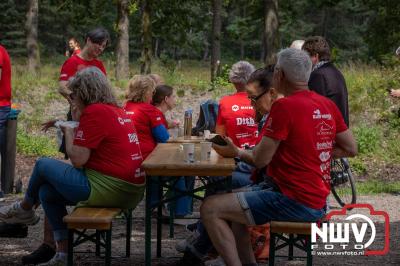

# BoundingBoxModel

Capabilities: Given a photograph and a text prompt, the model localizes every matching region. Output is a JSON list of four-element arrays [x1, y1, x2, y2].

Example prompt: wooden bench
[[269, 221, 313, 266], [63, 207, 133, 266]]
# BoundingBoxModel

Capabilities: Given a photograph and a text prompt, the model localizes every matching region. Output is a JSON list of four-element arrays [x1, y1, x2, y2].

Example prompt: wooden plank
[[167, 136, 205, 143], [142, 143, 236, 177], [63, 208, 121, 228], [270, 221, 312, 235]]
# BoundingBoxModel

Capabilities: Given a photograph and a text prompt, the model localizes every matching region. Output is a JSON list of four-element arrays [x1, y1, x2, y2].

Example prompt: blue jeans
[[0, 106, 11, 192], [150, 176, 195, 216], [24, 158, 91, 241]]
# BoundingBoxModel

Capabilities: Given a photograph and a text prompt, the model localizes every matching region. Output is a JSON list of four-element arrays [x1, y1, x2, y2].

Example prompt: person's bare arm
[[215, 124, 226, 136], [59, 80, 72, 102], [0, 68, 2, 79], [63, 126, 90, 168], [252, 136, 281, 169], [332, 129, 358, 159]]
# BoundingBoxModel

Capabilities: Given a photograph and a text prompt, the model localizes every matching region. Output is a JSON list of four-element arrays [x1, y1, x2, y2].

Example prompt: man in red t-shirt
[[216, 61, 258, 148], [0, 44, 12, 196], [201, 48, 358, 265]]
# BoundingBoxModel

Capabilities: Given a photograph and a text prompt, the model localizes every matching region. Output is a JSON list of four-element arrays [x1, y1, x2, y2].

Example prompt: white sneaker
[[204, 256, 226, 266], [175, 230, 200, 253], [37, 253, 67, 266], [0, 202, 39, 225]]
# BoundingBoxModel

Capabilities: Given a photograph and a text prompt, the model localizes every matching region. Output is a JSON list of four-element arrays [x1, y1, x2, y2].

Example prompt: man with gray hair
[[201, 48, 357, 266], [216, 61, 257, 148]]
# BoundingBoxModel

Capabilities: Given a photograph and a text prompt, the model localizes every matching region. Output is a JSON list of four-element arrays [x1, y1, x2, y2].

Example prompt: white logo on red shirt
[[118, 117, 132, 125], [316, 141, 333, 150], [320, 162, 330, 172], [131, 153, 142, 161], [128, 133, 139, 144], [126, 111, 134, 115], [134, 168, 145, 178], [232, 105, 239, 112], [156, 117, 161, 121], [236, 117, 255, 126], [313, 109, 332, 120], [319, 151, 330, 162], [75, 130, 85, 140], [315, 121, 333, 136]]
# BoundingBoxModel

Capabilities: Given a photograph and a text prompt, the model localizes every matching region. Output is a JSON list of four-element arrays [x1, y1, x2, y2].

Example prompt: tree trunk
[[26, 0, 39, 73], [140, 0, 152, 74], [116, 0, 130, 80], [263, 0, 279, 65], [210, 0, 222, 83], [154, 38, 159, 59]]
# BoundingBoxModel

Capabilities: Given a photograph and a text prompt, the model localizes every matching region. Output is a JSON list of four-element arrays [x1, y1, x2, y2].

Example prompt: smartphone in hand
[[208, 134, 228, 146]]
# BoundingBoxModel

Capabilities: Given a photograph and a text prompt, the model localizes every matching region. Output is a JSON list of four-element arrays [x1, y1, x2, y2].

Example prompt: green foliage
[[353, 126, 380, 155], [17, 128, 58, 157], [0, 0, 26, 56]]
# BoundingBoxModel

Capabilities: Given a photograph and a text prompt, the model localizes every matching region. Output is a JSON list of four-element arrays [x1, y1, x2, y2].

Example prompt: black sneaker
[[22, 243, 56, 265]]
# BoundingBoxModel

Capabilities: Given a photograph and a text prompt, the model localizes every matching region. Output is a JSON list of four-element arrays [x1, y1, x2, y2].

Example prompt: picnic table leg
[[67, 229, 74, 266], [169, 179, 175, 238], [145, 177, 152, 266], [125, 209, 132, 257], [105, 229, 112, 266], [156, 178, 163, 257], [288, 234, 294, 260]]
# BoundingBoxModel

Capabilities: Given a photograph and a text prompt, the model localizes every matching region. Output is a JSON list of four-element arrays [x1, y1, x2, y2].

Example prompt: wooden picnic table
[[142, 143, 236, 266], [167, 135, 206, 143]]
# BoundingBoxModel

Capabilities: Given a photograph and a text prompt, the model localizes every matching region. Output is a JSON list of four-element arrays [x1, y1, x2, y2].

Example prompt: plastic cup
[[183, 143, 195, 162], [169, 128, 179, 140], [200, 141, 212, 161], [203, 130, 211, 139]]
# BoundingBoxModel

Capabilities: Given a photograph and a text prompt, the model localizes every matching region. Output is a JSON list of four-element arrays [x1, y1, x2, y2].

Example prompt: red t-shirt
[[0, 45, 11, 107], [263, 90, 347, 209], [59, 55, 106, 81], [72, 49, 81, 56], [124, 102, 166, 159], [216, 92, 258, 148], [73, 104, 145, 184]]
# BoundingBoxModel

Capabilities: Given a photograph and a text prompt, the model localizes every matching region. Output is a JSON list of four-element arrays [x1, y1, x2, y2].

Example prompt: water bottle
[[184, 109, 192, 139]]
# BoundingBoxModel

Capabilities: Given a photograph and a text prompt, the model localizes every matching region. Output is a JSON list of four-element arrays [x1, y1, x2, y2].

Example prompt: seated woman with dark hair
[[0, 67, 145, 265]]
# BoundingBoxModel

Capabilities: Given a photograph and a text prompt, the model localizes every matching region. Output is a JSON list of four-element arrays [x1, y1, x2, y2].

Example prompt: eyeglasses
[[248, 89, 268, 104]]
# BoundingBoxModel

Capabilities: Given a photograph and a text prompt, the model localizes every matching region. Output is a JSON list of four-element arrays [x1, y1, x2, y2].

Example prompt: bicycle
[[330, 158, 357, 207]]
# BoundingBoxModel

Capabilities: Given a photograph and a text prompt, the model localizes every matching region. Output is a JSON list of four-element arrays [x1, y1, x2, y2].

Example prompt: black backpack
[[192, 99, 219, 136]]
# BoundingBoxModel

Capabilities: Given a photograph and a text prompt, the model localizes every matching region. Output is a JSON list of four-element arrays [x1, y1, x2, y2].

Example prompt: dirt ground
[[0, 183, 399, 265]]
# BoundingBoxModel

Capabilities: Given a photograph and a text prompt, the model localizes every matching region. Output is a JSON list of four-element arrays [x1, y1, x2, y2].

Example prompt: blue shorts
[[237, 189, 325, 225]]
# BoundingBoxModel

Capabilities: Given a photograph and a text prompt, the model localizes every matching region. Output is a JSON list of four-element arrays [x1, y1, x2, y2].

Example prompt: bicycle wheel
[[330, 158, 357, 208]]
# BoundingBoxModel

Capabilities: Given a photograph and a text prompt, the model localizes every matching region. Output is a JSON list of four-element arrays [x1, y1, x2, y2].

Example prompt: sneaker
[[204, 256, 226, 266], [0, 202, 40, 225], [175, 230, 200, 253], [37, 253, 67, 266], [22, 243, 56, 265]]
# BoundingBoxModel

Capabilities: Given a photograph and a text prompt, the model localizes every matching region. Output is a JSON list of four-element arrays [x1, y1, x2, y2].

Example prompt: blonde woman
[[124, 75, 169, 159]]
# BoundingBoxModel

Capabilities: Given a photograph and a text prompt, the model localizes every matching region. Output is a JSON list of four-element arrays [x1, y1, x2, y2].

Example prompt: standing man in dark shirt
[[302, 36, 350, 126], [0, 44, 12, 198]]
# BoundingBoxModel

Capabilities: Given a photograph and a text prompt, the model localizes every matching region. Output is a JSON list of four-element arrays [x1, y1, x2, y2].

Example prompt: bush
[[353, 126, 380, 155]]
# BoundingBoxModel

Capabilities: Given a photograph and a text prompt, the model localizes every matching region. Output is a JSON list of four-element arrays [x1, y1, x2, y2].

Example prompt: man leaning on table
[[201, 48, 358, 266]]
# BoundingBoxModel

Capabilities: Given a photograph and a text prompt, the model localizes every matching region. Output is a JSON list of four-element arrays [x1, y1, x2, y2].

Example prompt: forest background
[[1, 0, 400, 193]]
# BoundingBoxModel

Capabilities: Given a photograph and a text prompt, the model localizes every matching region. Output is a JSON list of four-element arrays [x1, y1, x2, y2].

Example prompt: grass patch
[[17, 128, 58, 157], [355, 179, 400, 195]]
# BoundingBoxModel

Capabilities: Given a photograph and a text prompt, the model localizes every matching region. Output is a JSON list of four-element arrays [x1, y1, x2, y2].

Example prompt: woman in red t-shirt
[[124, 75, 170, 159], [0, 67, 145, 265]]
